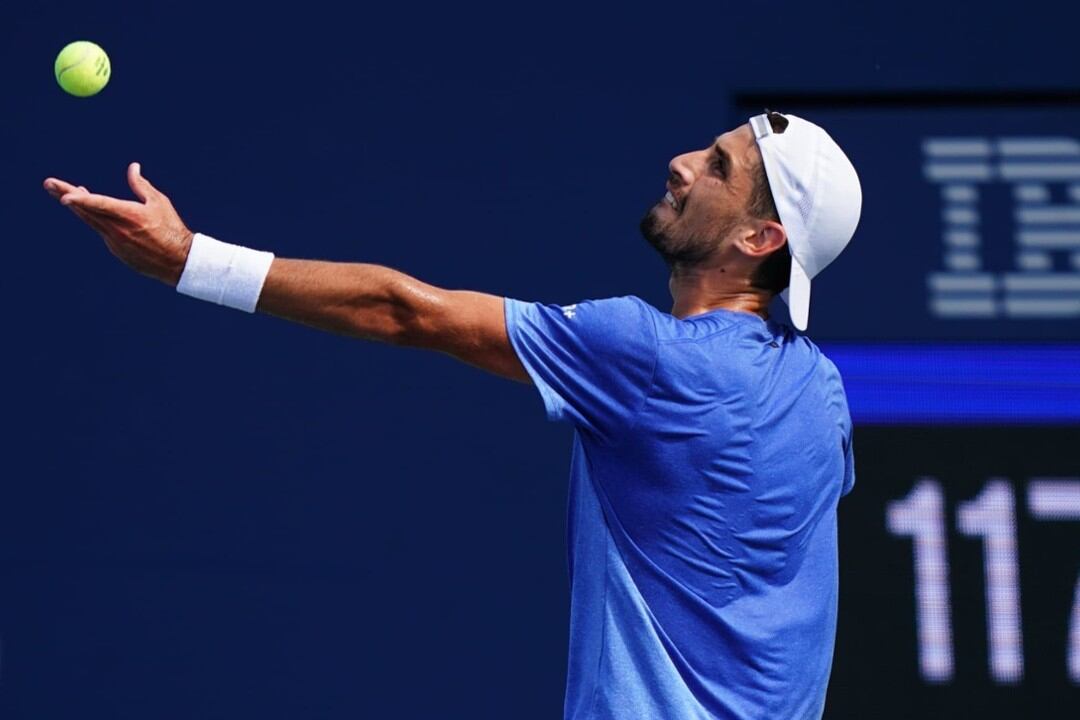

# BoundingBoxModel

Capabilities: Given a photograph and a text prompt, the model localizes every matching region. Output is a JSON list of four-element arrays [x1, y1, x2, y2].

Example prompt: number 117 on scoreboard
[[886, 478, 1080, 685]]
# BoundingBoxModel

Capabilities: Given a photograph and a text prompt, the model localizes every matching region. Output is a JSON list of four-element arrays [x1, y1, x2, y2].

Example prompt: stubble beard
[[639, 204, 734, 269]]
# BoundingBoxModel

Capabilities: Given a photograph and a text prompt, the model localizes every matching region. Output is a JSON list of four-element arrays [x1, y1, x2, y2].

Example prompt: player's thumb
[[127, 162, 160, 203]]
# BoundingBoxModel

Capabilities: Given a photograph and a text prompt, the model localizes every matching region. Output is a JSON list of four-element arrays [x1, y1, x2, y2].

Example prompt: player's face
[[640, 123, 761, 267]]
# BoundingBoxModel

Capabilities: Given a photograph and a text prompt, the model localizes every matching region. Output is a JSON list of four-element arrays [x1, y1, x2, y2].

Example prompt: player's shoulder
[[558, 294, 661, 328], [808, 338, 841, 381], [507, 294, 660, 351], [788, 332, 845, 385], [574, 293, 656, 313], [808, 341, 853, 429]]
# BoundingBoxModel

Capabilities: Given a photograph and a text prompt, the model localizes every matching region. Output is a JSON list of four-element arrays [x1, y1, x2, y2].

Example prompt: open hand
[[44, 163, 194, 286]]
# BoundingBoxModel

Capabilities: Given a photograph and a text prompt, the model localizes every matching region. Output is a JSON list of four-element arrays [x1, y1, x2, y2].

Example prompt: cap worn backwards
[[749, 113, 862, 331]]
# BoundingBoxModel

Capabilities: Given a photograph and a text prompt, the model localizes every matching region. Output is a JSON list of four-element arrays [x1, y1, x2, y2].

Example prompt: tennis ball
[[54, 41, 111, 97]]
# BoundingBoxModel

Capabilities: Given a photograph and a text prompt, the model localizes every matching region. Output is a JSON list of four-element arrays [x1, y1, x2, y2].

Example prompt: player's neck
[[667, 264, 772, 321]]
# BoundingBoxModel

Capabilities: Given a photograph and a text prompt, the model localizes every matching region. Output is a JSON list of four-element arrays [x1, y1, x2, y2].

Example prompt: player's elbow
[[325, 270, 427, 346], [380, 275, 446, 348]]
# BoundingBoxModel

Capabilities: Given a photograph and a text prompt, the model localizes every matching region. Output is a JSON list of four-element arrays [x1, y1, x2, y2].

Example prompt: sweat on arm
[[256, 257, 531, 383]]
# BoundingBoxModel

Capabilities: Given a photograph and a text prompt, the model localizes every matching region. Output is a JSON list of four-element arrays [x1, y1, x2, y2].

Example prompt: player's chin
[[639, 208, 677, 250], [641, 201, 675, 231]]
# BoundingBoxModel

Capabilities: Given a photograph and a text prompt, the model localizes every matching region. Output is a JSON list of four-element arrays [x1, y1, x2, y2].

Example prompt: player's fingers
[[60, 190, 140, 220], [43, 177, 82, 200], [127, 162, 160, 203]]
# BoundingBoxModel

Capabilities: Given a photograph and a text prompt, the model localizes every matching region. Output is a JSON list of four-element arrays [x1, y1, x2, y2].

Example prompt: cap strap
[[749, 114, 772, 140]]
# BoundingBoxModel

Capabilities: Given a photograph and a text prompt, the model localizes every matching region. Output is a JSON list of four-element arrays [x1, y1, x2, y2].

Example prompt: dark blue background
[[3, 2, 1079, 718]]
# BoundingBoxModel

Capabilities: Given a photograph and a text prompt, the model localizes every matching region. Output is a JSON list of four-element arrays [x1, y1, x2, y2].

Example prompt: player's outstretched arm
[[258, 260, 530, 381], [43, 164, 530, 383]]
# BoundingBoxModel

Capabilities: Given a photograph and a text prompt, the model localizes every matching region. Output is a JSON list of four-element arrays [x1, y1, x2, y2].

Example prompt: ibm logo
[[923, 137, 1080, 319]]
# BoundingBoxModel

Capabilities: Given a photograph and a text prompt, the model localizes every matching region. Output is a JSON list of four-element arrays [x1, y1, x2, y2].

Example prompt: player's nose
[[668, 153, 695, 189]]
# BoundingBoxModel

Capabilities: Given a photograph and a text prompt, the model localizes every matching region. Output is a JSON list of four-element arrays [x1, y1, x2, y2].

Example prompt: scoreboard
[[827, 428, 1079, 718], [732, 94, 1080, 717]]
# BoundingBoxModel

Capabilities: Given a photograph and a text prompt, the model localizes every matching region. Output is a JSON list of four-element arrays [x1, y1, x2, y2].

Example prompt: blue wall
[[3, 1, 1078, 717]]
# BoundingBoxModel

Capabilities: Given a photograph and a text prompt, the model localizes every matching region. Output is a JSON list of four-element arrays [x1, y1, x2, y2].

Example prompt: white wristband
[[176, 233, 275, 313]]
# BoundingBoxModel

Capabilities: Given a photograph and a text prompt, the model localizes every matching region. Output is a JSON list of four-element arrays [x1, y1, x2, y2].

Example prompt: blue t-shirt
[[504, 296, 854, 720]]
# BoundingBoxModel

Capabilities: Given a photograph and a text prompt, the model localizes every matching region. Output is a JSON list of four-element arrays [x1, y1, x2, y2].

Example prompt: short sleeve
[[504, 295, 659, 443]]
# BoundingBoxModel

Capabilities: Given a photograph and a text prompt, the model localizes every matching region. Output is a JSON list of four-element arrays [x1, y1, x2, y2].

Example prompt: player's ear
[[738, 220, 786, 259]]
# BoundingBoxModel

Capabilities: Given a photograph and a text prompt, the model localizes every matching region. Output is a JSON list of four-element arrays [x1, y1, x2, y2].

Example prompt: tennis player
[[44, 110, 861, 720]]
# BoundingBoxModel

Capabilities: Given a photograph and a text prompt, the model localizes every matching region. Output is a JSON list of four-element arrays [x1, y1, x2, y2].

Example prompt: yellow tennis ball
[[54, 41, 111, 97]]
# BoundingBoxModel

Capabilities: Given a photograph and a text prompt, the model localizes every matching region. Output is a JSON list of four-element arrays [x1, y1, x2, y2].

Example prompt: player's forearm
[[256, 258, 428, 344]]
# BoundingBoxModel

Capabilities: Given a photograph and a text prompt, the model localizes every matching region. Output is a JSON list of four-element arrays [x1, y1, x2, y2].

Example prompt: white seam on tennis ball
[[56, 45, 93, 82]]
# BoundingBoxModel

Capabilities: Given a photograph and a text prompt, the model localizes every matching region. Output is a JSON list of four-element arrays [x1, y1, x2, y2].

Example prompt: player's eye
[[710, 154, 729, 179]]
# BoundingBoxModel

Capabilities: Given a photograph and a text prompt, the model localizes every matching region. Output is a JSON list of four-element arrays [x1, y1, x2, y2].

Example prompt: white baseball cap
[[749, 112, 862, 331]]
